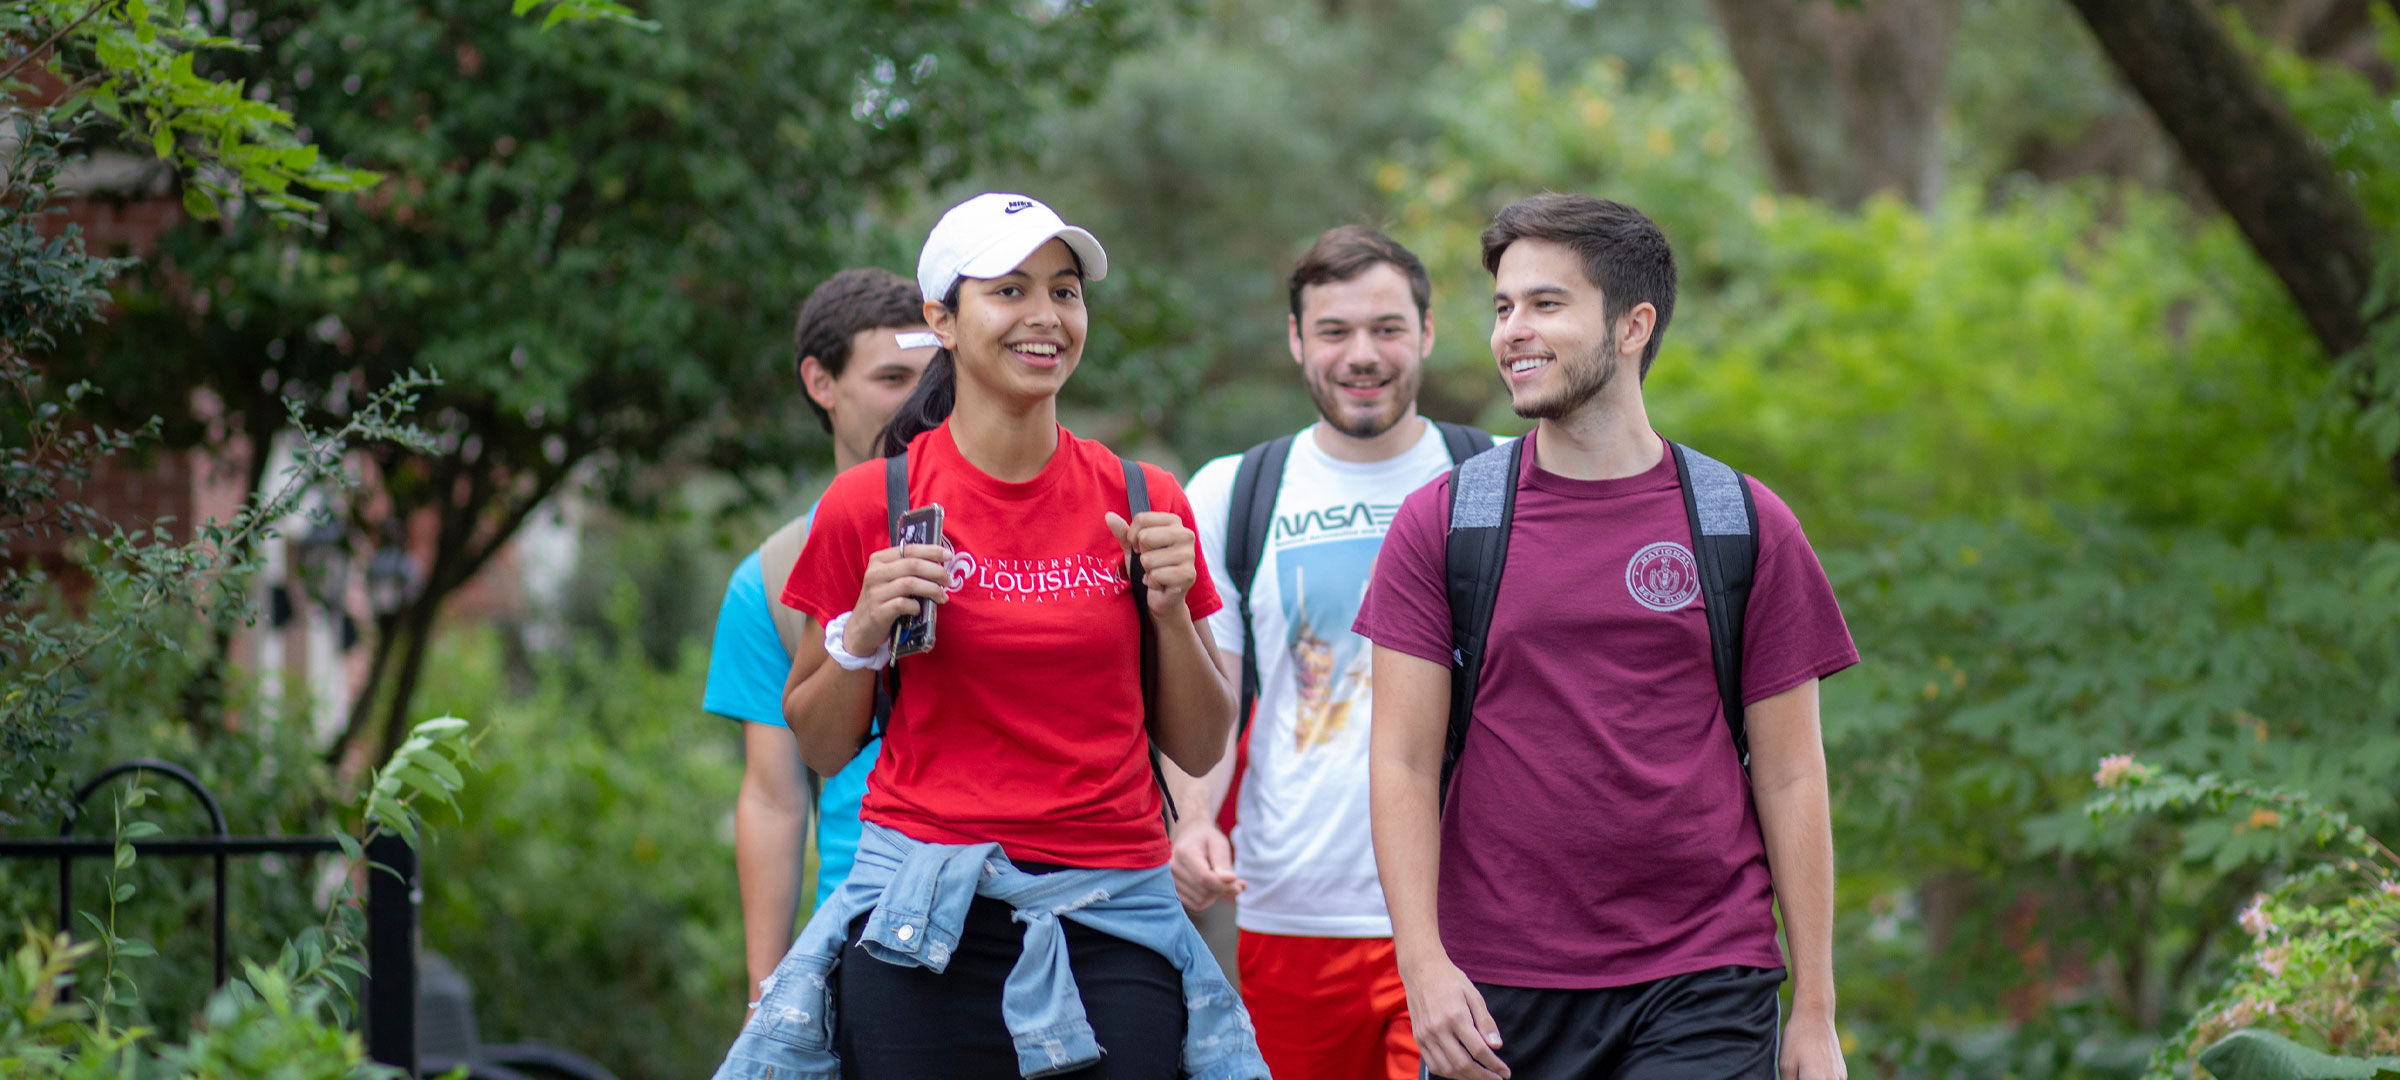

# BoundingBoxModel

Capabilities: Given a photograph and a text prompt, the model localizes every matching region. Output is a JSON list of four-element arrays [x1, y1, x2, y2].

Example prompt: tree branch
[[2067, 0, 2381, 359], [0, 0, 111, 87]]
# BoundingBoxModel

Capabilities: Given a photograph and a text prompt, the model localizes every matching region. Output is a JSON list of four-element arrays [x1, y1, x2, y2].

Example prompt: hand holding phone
[[891, 504, 945, 657], [847, 509, 949, 658]]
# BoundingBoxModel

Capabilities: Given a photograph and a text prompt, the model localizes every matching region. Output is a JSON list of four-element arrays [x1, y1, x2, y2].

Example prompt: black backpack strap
[[1120, 455, 1177, 830], [1225, 434, 1294, 738], [1430, 420, 1495, 464], [1668, 441, 1760, 769], [1439, 438, 1523, 806], [869, 451, 907, 745]]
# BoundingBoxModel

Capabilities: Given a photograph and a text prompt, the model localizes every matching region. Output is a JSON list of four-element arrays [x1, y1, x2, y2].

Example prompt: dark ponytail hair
[[878, 281, 963, 458]]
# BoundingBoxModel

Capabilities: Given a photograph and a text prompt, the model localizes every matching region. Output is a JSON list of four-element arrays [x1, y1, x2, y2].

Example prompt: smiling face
[[1290, 262, 1432, 440], [930, 238, 1088, 406], [1490, 237, 1652, 421]]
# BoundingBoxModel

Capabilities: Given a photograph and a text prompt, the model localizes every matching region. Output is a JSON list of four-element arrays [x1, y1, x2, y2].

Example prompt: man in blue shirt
[[702, 267, 934, 1010]]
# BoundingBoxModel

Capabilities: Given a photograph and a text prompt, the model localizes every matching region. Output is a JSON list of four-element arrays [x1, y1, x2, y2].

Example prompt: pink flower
[[2257, 945, 2289, 978], [2238, 894, 2274, 939], [2093, 754, 2139, 788], [2379, 879, 2400, 901]]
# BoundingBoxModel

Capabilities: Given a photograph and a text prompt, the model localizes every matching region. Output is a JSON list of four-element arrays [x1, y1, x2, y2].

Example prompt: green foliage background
[[414, 603, 745, 1079], [11, 0, 2400, 1077]]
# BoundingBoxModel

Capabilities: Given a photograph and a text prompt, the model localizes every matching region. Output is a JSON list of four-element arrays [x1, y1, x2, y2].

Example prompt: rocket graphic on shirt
[[1279, 540, 1378, 753]]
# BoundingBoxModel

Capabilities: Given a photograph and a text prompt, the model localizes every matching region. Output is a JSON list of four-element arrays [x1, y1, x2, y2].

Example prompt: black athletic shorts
[[1427, 965, 1786, 1080], [833, 881, 1186, 1080]]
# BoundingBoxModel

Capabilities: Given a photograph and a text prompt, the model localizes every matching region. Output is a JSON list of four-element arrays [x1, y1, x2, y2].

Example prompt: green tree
[[59, 0, 1141, 762], [1, 0, 405, 816], [1006, 0, 1707, 462]]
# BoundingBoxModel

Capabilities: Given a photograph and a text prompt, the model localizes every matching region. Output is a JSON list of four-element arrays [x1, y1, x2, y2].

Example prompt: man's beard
[[1306, 360, 1422, 440], [1512, 342, 1617, 421]]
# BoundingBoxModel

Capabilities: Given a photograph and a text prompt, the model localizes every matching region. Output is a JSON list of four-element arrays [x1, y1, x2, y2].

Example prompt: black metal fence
[[0, 758, 420, 1076]]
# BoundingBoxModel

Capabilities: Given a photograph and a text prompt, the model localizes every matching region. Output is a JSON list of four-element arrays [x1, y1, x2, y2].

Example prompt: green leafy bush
[[2088, 763, 2400, 1074], [1381, 18, 2400, 544], [413, 590, 744, 1080], [1, 717, 475, 1079], [1822, 519, 2400, 1070], [2196, 1030, 2400, 1080]]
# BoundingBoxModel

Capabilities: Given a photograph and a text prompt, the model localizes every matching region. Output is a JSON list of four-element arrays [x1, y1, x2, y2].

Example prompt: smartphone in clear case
[[891, 503, 943, 657]]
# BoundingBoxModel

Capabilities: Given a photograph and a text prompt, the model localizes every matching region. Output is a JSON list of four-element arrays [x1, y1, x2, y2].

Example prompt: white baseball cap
[[916, 193, 1108, 305]]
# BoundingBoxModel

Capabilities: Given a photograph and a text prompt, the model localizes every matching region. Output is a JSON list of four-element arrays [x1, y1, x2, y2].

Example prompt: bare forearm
[[780, 620, 878, 777], [1372, 749, 1446, 965], [1758, 775, 1836, 1010], [787, 670, 877, 777], [735, 793, 806, 1001], [1164, 645, 1243, 821], [1153, 615, 1234, 774], [1163, 720, 1236, 825], [1369, 646, 1452, 969], [1748, 681, 1838, 1014]]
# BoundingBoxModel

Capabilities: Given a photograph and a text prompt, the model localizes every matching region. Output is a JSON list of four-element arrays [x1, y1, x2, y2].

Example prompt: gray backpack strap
[[1439, 439, 1524, 806], [1668, 441, 1760, 769], [759, 514, 812, 658], [756, 512, 822, 806]]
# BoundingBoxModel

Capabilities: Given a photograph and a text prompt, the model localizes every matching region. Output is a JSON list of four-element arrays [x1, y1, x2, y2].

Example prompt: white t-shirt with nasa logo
[[1187, 421, 1481, 937]]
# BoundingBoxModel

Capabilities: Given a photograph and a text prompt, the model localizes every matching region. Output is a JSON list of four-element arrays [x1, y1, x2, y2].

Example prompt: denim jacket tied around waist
[[712, 821, 1268, 1080]]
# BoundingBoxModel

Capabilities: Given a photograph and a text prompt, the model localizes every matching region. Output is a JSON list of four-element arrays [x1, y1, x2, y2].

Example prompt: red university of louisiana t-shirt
[[1352, 431, 1858, 989], [783, 422, 1221, 869]]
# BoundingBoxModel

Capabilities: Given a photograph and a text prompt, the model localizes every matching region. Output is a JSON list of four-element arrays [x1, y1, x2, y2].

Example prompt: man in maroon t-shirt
[[1354, 194, 1857, 1080]]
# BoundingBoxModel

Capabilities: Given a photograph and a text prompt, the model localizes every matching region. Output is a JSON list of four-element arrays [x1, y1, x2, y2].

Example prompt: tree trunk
[[337, 606, 401, 758], [1707, 0, 1960, 210], [329, 453, 572, 763], [375, 580, 443, 759], [180, 404, 282, 734], [2066, 0, 2381, 360]]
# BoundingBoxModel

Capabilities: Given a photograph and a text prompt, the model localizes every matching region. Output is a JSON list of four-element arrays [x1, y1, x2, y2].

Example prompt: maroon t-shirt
[[1353, 430, 1858, 989]]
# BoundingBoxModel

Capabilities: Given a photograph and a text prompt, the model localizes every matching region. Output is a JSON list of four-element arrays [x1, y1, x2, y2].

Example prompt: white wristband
[[822, 611, 892, 671]]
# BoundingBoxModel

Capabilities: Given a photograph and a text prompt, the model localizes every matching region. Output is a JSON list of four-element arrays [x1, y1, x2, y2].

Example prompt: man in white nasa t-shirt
[[1171, 225, 1495, 1080]]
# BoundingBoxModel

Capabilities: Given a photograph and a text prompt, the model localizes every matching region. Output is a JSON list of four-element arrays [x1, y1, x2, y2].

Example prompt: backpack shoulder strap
[[1667, 441, 1760, 769], [1225, 434, 1295, 737], [869, 452, 908, 744], [885, 451, 909, 545], [1430, 420, 1496, 464], [759, 513, 812, 657], [757, 511, 823, 806], [1119, 455, 1177, 830], [1440, 437, 1523, 806]]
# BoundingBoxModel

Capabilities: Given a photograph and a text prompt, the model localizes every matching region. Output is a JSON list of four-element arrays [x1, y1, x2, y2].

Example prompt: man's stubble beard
[[1306, 352, 1424, 441], [1512, 340, 1617, 422]]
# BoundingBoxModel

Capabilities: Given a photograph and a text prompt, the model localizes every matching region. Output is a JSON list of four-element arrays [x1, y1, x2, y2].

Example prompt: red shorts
[[1238, 930, 1417, 1080]]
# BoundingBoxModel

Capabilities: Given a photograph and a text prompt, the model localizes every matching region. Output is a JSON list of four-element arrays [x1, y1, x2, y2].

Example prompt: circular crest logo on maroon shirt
[[1625, 540, 1701, 612]]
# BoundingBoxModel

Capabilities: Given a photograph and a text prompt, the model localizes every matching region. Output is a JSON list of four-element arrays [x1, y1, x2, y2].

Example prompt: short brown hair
[[794, 268, 924, 432], [1481, 194, 1677, 377], [1287, 225, 1432, 323]]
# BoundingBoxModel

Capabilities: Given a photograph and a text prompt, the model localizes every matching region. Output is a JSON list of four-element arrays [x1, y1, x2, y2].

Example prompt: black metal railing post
[[2, 759, 420, 1076], [56, 759, 232, 987], [365, 830, 420, 1077]]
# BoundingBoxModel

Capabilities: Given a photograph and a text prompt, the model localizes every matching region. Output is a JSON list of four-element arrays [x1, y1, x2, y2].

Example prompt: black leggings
[[835, 891, 1186, 1079]]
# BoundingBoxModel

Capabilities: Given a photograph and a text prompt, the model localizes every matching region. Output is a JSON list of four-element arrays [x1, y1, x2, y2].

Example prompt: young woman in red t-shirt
[[770, 194, 1242, 1079]]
